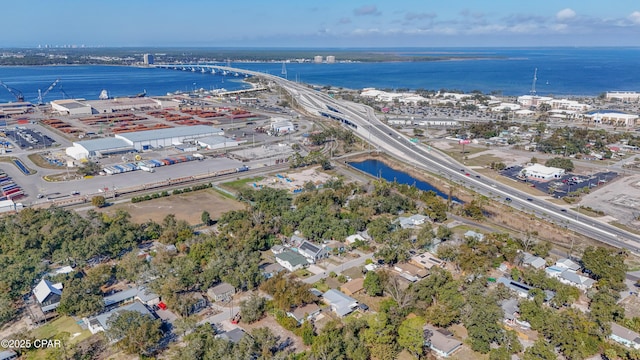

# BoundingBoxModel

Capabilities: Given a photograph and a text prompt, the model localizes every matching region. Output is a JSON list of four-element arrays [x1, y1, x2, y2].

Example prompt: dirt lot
[[238, 314, 308, 353], [580, 174, 640, 229], [98, 189, 246, 225]]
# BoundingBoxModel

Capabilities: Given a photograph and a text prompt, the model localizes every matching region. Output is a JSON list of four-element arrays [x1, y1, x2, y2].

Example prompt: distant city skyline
[[3, 1, 640, 48]]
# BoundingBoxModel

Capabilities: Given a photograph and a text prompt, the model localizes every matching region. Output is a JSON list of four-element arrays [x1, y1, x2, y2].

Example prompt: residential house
[[345, 233, 367, 245], [340, 278, 365, 296], [555, 258, 581, 272], [180, 292, 207, 315], [218, 328, 247, 344], [270, 245, 285, 255], [397, 214, 429, 229], [558, 270, 596, 290], [394, 262, 428, 282], [610, 323, 640, 350], [309, 288, 324, 298], [298, 240, 328, 263], [103, 286, 160, 309], [290, 234, 306, 245], [423, 324, 463, 358], [0, 350, 18, 360], [136, 287, 161, 306], [464, 230, 484, 241], [287, 303, 321, 324], [497, 277, 532, 298], [323, 289, 358, 317], [207, 282, 236, 302], [276, 250, 308, 272], [260, 262, 285, 279], [500, 298, 531, 328], [85, 301, 154, 335], [410, 251, 445, 270], [33, 279, 63, 312], [522, 252, 546, 269]]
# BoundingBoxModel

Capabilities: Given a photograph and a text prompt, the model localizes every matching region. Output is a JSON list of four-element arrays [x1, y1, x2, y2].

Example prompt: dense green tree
[[363, 270, 384, 296], [91, 195, 106, 208], [107, 310, 163, 356], [523, 339, 556, 360], [398, 316, 426, 358], [201, 211, 212, 226], [582, 246, 627, 290], [545, 157, 574, 171], [240, 293, 267, 323]]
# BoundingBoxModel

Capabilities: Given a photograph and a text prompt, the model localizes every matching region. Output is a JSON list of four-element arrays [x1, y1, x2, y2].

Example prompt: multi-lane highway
[[269, 74, 640, 253], [161, 64, 640, 252]]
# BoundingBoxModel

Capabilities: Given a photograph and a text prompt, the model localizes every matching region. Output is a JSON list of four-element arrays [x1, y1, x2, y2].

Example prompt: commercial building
[[585, 112, 638, 127], [51, 99, 93, 115], [66, 137, 134, 160], [521, 163, 565, 181], [197, 135, 243, 150], [313, 55, 323, 63], [66, 125, 223, 159], [326, 56, 336, 63], [143, 54, 154, 65], [606, 91, 640, 102]]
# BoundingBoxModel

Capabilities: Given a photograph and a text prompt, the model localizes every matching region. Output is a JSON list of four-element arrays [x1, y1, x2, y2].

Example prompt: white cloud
[[556, 8, 576, 21], [629, 11, 640, 24]]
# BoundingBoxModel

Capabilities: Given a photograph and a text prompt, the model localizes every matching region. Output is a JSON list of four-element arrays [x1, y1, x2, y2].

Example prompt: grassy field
[[23, 316, 92, 360], [221, 177, 264, 192]]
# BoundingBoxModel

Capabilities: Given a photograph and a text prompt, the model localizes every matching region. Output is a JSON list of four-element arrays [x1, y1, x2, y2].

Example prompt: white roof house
[[411, 251, 445, 270], [397, 214, 429, 229], [323, 289, 358, 317], [33, 279, 63, 312], [555, 258, 580, 272], [610, 323, 640, 349]]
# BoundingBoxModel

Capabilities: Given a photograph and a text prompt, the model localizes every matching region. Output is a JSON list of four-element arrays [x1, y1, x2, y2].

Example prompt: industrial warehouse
[[65, 125, 224, 160]]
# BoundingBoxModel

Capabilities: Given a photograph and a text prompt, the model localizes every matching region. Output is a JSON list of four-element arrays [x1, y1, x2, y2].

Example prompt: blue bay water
[[235, 47, 640, 97], [0, 65, 249, 103], [0, 47, 639, 103]]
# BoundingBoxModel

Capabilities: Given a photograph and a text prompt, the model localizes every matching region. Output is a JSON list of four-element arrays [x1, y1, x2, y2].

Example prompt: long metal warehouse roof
[[115, 125, 222, 143], [74, 137, 134, 152]]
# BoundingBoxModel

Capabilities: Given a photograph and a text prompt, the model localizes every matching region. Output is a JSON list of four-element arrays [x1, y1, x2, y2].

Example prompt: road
[[267, 71, 640, 253], [153, 64, 640, 251]]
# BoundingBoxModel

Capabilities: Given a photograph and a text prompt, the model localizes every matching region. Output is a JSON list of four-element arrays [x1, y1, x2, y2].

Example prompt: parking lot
[[4, 128, 56, 149], [500, 165, 618, 198]]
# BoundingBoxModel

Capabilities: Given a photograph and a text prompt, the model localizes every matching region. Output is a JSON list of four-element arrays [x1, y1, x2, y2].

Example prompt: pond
[[348, 159, 461, 203]]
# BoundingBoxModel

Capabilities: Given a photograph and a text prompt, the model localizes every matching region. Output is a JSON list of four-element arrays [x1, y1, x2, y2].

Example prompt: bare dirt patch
[[238, 315, 308, 353], [99, 189, 246, 225]]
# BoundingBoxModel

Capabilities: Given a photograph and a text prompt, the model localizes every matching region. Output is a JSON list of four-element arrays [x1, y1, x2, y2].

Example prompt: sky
[[2, 1, 640, 48]]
